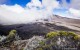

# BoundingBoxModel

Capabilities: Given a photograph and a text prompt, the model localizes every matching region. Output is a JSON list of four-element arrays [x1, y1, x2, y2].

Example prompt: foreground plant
[[36, 31, 80, 50], [0, 30, 17, 46], [46, 32, 59, 38]]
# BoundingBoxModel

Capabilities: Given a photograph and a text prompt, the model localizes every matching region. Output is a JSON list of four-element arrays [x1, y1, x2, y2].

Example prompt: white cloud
[[0, 0, 59, 25], [26, 0, 43, 8], [70, 0, 80, 10], [0, 4, 25, 13], [68, 8, 80, 18], [57, 8, 80, 19], [57, 0, 80, 19], [61, 0, 80, 10], [42, 0, 59, 15]]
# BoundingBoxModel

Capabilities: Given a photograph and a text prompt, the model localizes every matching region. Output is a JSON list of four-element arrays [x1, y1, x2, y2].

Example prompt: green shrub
[[8, 30, 17, 38], [4, 30, 17, 43], [74, 35, 80, 40], [9, 30, 17, 35], [68, 32, 76, 37], [46, 32, 58, 38], [59, 31, 68, 36]]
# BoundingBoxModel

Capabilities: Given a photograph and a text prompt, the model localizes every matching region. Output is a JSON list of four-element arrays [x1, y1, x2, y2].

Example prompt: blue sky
[[1, 0, 29, 6], [4, 0, 31, 7], [0, 0, 70, 7], [57, 0, 71, 4], [0, 0, 38, 7]]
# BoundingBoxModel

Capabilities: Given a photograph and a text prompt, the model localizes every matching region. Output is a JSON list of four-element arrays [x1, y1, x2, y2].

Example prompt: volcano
[[0, 15, 80, 39]]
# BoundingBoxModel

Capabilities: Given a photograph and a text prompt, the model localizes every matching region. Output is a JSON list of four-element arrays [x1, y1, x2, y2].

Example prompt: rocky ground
[[0, 15, 80, 50], [0, 36, 45, 50]]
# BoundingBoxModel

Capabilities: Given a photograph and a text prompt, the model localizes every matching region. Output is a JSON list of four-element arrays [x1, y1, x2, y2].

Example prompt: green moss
[[46, 32, 58, 38]]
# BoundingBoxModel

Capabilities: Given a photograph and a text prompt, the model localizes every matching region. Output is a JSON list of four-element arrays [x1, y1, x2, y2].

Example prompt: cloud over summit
[[0, 0, 59, 25]]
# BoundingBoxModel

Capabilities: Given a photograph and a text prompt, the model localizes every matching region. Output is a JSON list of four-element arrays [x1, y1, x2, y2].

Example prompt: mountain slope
[[0, 15, 80, 39]]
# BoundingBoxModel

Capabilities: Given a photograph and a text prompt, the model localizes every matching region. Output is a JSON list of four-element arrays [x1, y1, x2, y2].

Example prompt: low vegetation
[[46, 32, 59, 38], [0, 30, 80, 50], [36, 31, 80, 50]]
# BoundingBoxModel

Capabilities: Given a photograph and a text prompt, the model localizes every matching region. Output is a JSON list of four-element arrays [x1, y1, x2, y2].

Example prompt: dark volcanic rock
[[0, 23, 52, 39], [16, 23, 53, 39], [0, 22, 79, 39]]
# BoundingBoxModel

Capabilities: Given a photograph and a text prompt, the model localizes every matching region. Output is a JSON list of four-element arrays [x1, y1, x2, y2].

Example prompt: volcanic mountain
[[0, 15, 80, 39]]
